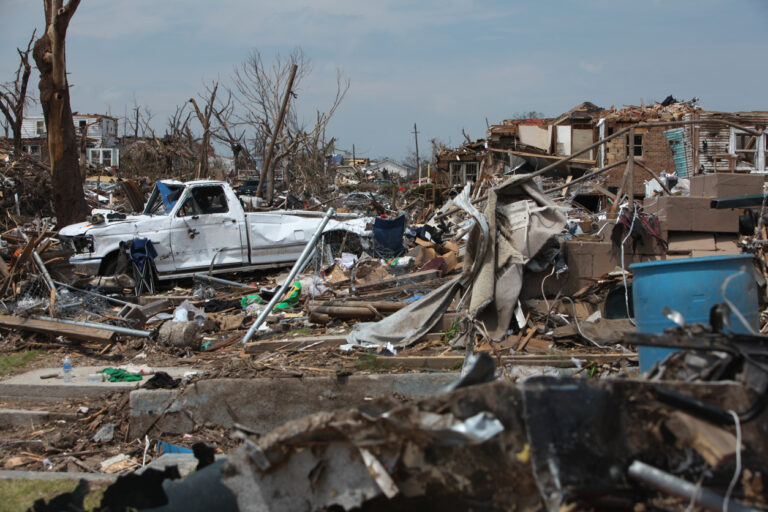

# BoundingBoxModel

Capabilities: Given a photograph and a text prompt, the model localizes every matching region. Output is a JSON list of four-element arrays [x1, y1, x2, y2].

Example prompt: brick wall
[[605, 124, 676, 192]]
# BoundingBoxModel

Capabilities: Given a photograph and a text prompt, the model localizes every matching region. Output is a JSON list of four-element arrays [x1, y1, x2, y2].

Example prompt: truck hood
[[59, 214, 159, 237]]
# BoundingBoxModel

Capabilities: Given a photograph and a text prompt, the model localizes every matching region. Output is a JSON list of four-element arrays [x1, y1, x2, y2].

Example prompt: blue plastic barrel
[[630, 254, 758, 372]]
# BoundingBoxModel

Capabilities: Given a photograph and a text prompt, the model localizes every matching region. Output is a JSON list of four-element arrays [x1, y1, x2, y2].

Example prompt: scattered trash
[[93, 423, 115, 443]]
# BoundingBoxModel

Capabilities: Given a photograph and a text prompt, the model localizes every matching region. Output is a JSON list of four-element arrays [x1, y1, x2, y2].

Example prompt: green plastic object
[[240, 282, 302, 311]]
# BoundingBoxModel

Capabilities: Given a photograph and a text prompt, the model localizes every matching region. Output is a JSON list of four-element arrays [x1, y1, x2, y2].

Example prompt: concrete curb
[[129, 373, 458, 438], [0, 408, 78, 427], [0, 469, 117, 482]]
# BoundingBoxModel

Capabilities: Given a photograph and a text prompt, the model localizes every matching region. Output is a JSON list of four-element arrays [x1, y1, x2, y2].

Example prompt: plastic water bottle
[[62, 355, 72, 383]]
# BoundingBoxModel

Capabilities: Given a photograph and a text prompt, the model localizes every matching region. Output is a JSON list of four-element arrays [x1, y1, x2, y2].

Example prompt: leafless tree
[[0, 30, 36, 156], [120, 103, 199, 181], [210, 88, 251, 179], [189, 80, 224, 179], [124, 99, 156, 140], [32, 0, 89, 227], [233, 48, 349, 202]]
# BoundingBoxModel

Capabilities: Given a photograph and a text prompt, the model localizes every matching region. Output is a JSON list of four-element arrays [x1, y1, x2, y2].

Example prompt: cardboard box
[[520, 240, 662, 298], [665, 232, 741, 258], [643, 196, 741, 233], [689, 173, 764, 199], [667, 232, 716, 253]]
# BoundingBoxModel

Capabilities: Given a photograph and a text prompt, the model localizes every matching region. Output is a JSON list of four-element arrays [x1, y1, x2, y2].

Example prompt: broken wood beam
[[0, 314, 115, 344], [245, 335, 348, 354], [351, 269, 441, 293], [378, 352, 637, 370], [311, 305, 380, 320]]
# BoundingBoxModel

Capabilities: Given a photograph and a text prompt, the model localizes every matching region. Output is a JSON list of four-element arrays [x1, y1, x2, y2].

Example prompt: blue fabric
[[373, 215, 406, 258], [130, 238, 157, 272], [156, 181, 178, 212]]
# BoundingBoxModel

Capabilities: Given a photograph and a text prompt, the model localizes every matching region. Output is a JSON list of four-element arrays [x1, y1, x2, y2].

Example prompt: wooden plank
[[379, 352, 636, 369], [245, 335, 347, 354], [665, 411, 741, 467], [0, 314, 115, 344], [341, 269, 441, 293], [561, 175, 573, 197]]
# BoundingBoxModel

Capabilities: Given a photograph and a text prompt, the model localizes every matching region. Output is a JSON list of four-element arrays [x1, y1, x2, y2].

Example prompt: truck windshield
[[144, 182, 185, 215]]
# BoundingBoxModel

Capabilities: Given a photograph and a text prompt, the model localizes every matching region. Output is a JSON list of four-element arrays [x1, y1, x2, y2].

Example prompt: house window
[[36, 121, 45, 135], [78, 120, 87, 134], [625, 133, 643, 157], [730, 128, 767, 171], [102, 149, 112, 167], [449, 162, 479, 186], [25, 145, 41, 156]]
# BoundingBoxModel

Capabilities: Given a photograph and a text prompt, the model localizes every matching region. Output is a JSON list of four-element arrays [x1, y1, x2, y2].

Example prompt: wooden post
[[413, 123, 421, 180], [627, 126, 635, 211], [259, 63, 298, 203]]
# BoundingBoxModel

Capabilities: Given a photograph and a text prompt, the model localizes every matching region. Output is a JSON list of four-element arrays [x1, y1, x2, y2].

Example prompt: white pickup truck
[[59, 180, 370, 279]]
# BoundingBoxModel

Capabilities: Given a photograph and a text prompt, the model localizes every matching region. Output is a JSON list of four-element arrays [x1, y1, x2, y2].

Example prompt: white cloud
[[578, 61, 603, 73]]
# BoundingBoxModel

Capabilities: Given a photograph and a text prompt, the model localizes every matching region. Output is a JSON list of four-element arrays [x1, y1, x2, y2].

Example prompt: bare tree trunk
[[79, 121, 89, 179], [0, 31, 35, 156], [32, 0, 88, 227], [189, 81, 219, 180]]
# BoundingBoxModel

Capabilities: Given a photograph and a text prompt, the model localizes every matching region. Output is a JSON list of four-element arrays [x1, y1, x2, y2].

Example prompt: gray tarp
[[468, 177, 567, 340], [346, 184, 489, 348], [346, 176, 565, 347]]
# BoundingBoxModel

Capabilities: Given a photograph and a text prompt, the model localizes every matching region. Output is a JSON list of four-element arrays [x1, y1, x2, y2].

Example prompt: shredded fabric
[[102, 367, 143, 382]]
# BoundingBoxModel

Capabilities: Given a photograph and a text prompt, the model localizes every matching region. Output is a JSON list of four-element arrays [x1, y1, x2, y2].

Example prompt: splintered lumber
[[0, 314, 115, 344], [310, 300, 407, 320], [333, 269, 441, 292], [0, 255, 9, 279], [665, 411, 741, 467], [378, 352, 637, 370], [311, 305, 379, 320], [245, 335, 347, 354]]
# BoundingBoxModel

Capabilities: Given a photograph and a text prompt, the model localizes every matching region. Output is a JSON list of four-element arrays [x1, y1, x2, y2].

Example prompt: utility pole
[[352, 144, 356, 167], [413, 123, 420, 180], [258, 63, 298, 203]]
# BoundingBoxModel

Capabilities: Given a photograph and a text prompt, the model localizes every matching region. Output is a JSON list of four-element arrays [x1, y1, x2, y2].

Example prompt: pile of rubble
[[1, 148, 768, 509]]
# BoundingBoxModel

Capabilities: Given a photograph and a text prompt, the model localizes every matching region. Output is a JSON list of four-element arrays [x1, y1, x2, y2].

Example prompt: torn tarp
[[346, 183, 489, 348], [466, 176, 567, 340], [346, 176, 566, 348]]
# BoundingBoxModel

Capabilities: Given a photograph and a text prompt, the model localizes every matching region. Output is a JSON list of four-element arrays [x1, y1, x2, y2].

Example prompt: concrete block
[[0, 366, 193, 402]]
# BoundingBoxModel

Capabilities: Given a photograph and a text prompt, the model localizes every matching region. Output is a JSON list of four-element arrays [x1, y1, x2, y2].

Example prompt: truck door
[[169, 185, 245, 270]]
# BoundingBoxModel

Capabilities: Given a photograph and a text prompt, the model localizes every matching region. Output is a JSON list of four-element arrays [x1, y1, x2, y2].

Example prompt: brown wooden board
[[0, 314, 115, 344]]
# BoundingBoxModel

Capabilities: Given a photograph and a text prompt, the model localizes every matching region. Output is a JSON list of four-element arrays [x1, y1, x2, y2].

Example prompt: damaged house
[[22, 113, 120, 169]]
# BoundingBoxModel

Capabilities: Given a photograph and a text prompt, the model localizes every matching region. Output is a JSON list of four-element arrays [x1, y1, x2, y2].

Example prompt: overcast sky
[[2, 0, 767, 161]]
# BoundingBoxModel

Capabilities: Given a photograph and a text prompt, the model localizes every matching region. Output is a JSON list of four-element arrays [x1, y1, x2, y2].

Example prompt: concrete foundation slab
[[0, 366, 195, 402], [0, 408, 77, 427], [129, 373, 457, 438], [0, 469, 117, 483]]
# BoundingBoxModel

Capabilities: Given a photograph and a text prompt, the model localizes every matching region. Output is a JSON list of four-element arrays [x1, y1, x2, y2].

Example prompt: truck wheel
[[98, 252, 119, 276]]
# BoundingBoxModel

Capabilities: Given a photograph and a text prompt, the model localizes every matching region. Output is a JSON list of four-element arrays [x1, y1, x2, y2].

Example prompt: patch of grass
[[0, 479, 108, 512], [449, 361, 463, 371], [288, 327, 312, 337], [585, 361, 599, 378], [0, 350, 42, 378], [441, 319, 461, 344], [354, 353, 391, 371]]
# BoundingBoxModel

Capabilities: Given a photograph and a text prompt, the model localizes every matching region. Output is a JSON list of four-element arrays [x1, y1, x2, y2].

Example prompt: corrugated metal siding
[[664, 128, 688, 177]]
